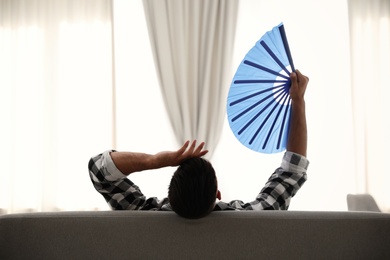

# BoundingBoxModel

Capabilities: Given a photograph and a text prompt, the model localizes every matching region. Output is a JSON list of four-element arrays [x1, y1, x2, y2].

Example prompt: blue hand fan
[[227, 23, 295, 154]]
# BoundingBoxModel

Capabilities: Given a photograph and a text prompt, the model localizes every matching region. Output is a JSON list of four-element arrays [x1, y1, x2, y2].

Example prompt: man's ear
[[217, 190, 221, 200]]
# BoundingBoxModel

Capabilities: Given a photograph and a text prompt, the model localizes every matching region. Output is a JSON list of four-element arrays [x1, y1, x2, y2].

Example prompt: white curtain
[[3, 0, 388, 214], [0, 0, 113, 214], [348, 0, 390, 211], [142, 0, 239, 155]]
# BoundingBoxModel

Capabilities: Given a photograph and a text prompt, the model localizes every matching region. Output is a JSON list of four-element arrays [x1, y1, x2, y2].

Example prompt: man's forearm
[[110, 140, 209, 176], [110, 152, 160, 176], [287, 100, 307, 157]]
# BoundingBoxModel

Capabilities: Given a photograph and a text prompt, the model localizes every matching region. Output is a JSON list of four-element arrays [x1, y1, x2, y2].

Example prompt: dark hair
[[168, 157, 217, 219]]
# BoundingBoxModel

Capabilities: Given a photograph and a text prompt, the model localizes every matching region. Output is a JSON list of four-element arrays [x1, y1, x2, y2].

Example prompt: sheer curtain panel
[[142, 0, 238, 156], [0, 0, 113, 214], [348, 0, 390, 211]]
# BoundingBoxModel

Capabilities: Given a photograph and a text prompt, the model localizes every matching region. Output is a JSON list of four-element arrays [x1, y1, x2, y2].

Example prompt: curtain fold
[[348, 0, 390, 211], [142, 0, 239, 156]]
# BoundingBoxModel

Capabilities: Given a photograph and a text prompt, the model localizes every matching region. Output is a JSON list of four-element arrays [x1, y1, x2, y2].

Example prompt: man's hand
[[289, 69, 309, 103], [155, 140, 209, 167]]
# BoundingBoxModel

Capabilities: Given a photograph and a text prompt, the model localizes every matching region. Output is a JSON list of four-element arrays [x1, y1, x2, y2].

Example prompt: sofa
[[1, 210, 390, 259]]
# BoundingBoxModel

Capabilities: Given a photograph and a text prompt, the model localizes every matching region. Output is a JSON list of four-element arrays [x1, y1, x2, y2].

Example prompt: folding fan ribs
[[227, 23, 295, 154]]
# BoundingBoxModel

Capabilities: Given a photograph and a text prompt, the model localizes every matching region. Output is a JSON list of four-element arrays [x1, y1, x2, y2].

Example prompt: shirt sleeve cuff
[[101, 150, 127, 181], [281, 151, 310, 174]]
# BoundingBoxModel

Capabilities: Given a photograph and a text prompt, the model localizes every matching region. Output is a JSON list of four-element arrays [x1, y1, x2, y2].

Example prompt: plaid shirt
[[88, 150, 309, 211]]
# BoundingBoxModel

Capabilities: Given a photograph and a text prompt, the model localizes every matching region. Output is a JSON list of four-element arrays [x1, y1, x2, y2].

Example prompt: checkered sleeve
[[88, 150, 165, 210], [250, 151, 309, 210], [216, 151, 308, 211]]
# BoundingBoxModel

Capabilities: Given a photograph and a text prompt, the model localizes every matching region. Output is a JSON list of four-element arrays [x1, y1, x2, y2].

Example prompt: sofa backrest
[[1, 210, 390, 259]]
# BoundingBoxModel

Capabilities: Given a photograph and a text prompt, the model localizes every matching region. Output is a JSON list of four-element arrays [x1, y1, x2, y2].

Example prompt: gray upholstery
[[347, 193, 382, 212], [1, 210, 390, 259]]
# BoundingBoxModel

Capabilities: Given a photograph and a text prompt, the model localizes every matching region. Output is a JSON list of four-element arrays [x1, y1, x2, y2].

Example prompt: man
[[89, 70, 309, 219]]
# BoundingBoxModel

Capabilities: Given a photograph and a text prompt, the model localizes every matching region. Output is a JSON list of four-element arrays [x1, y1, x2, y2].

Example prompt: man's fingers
[[295, 69, 309, 83], [290, 71, 298, 86], [188, 140, 196, 153], [290, 70, 309, 91], [198, 149, 209, 157], [181, 140, 208, 158], [194, 141, 205, 153], [179, 140, 195, 157], [193, 141, 208, 157], [178, 140, 190, 153]]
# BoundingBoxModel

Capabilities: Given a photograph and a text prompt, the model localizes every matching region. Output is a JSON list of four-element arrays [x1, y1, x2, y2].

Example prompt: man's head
[[168, 157, 219, 219]]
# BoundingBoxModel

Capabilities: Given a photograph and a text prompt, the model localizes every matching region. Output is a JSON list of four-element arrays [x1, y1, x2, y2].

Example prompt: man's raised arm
[[287, 70, 309, 157]]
